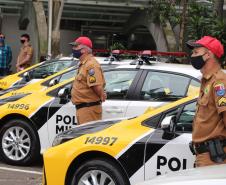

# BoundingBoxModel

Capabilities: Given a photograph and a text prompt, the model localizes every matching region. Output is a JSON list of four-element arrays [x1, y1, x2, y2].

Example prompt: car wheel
[[70, 158, 129, 185], [0, 119, 40, 165]]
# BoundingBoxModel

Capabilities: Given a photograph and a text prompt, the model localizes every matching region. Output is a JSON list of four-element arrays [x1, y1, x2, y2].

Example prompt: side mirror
[[23, 72, 30, 82], [49, 79, 58, 87], [161, 115, 176, 132], [58, 88, 71, 104], [58, 88, 69, 98]]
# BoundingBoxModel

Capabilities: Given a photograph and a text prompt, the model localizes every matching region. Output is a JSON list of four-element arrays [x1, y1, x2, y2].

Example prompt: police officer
[[187, 36, 226, 167], [70, 36, 106, 125], [16, 33, 33, 72]]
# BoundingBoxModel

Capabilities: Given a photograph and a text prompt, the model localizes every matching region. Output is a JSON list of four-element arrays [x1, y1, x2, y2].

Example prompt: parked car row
[[0, 59, 201, 166], [0, 56, 204, 185]]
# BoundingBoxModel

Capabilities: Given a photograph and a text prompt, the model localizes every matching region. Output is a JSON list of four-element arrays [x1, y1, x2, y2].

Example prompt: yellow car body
[[0, 63, 42, 90], [0, 78, 74, 165], [0, 58, 75, 90], [43, 95, 197, 185], [0, 66, 76, 99]]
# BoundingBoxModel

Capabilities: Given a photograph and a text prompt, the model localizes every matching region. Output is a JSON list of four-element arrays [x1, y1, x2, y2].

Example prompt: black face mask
[[189, 54, 207, 70], [20, 40, 26, 44], [72, 48, 82, 58]]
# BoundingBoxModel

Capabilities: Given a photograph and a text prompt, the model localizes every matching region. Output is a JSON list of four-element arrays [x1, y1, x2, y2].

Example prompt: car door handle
[[105, 108, 123, 113]]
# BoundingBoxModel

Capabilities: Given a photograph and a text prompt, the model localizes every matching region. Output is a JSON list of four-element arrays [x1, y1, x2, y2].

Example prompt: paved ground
[[0, 158, 42, 185]]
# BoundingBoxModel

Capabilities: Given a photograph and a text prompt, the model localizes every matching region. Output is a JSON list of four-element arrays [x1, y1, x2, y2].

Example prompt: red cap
[[186, 36, 224, 58], [69, 36, 93, 49]]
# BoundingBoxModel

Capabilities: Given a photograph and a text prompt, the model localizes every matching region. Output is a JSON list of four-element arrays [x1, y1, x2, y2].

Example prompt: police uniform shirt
[[71, 54, 105, 105], [193, 68, 226, 143], [18, 44, 33, 67]]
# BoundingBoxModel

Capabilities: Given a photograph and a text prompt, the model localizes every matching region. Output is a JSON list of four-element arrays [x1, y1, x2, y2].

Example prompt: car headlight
[[52, 135, 79, 147], [0, 93, 31, 106], [52, 118, 125, 147]]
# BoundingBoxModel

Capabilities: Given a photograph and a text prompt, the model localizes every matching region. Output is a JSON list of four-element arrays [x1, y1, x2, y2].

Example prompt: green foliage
[[109, 42, 126, 51], [186, 0, 226, 62], [149, 0, 180, 27]]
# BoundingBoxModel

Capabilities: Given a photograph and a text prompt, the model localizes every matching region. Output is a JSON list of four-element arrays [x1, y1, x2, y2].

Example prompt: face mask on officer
[[72, 48, 83, 58], [20, 39, 26, 44], [189, 52, 208, 70]]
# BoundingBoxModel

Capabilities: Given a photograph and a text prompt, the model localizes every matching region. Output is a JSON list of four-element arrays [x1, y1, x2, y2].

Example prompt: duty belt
[[191, 139, 226, 155], [75, 101, 101, 110]]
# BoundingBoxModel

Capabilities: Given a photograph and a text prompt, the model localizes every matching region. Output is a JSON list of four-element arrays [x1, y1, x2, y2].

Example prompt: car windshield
[[14, 60, 75, 86], [30, 60, 75, 78]]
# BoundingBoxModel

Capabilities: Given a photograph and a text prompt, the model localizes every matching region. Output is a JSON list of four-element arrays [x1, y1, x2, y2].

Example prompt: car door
[[125, 70, 193, 118], [46, 82, 76, 146], [102, 69, 141, 119], [144, 100, 197, 180], [46, 68, 140, 145]]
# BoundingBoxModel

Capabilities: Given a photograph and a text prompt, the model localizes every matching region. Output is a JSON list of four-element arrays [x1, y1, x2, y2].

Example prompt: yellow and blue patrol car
[[0, 57, 75, 90], [42, 95, 198, 185]]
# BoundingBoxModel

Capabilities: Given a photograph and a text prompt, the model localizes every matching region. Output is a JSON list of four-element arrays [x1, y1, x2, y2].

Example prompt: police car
[[0, 66, 77, 98], [0, 62, 201, 166], [136, 164, 226, 185], [0, 62, 118, 98], [0, 57, 76, 90], [42, 95, 197, 185]]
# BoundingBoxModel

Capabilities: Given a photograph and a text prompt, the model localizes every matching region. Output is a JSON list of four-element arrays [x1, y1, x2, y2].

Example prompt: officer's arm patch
[[214, 83, 225, 96], [89, 76, 96, 83], [88, 68, 95, 76], [218, 97, 226, 107]]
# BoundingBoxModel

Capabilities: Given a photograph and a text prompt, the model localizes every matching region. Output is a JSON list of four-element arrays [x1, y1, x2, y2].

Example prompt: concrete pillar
[[124, 10, 177, 52]]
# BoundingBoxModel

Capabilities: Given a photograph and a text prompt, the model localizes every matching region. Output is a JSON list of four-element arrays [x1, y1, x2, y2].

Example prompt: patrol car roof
[[115, 63, 202, 79]]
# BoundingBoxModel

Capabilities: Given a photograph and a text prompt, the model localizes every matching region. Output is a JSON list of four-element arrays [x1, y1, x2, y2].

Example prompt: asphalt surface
[[0, 157, 42, 185]]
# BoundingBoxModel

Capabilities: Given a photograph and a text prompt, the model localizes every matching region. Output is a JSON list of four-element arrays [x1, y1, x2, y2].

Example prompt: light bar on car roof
[[93, 49, 186, 57]]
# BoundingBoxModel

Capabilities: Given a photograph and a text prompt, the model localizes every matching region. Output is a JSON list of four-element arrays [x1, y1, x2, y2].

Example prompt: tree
[[33, 0, 48, 60], [186, 0, 226, 66], [150, 0, 180, 51], [51, 0, 64, 57], [214, 0, 224, 20], [179, 0, 188, 51]]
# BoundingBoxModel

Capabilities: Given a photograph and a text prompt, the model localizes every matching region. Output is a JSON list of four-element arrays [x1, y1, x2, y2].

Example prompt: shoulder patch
[[88, 68, 95, 76], [89, 76, 96, 83], [218, 97, 226, 107], [215, 83, 225, 96]]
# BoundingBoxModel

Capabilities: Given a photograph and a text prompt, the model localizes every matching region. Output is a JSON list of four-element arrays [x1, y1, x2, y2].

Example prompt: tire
[[70, 158, 129, 185], [0, 119, 40, 166]]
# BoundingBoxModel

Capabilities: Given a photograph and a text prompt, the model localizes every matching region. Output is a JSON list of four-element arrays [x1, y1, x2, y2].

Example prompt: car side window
[[59, 69, 77, 83], [187, 79, 200, 96], [32, 60, 73, 79], [104, 70, 137, 100], [140, 71, 190, 101], [47, 82, 72, 97], [144, 107, 180, 128], [175, 101, 196, 132]]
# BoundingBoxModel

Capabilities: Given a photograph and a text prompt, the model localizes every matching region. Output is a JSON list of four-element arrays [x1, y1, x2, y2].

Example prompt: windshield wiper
[[151, 94, 184, 101]]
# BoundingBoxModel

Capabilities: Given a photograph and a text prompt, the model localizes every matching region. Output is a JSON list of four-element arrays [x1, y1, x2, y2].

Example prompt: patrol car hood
[[52, 118, 125, 146], [136, 164, 226, 185], [0, 84, 26, 96], [0, 93, 30, 105]]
